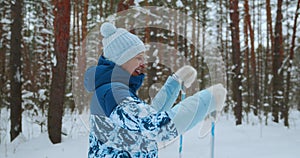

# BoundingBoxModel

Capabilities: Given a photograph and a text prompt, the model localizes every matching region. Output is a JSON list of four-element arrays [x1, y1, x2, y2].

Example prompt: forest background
[[0, 0, 299, 145]]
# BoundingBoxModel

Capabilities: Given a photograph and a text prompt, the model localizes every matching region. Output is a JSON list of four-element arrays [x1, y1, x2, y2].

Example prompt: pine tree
[[10, 0, 23, 141], [48, 0, 71, 144], [229, 0, 243, 125], [272, 0, 284, 123]]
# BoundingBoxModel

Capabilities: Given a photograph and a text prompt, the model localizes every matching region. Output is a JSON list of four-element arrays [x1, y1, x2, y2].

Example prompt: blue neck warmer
[[95, 56, 145, 93]]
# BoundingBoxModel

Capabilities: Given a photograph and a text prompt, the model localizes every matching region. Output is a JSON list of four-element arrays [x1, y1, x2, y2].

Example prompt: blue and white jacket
[[84, 56, 183, 158]]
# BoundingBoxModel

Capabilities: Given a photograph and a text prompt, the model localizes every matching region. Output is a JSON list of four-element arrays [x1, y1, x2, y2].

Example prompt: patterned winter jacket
[[84, 56, 181, 158]]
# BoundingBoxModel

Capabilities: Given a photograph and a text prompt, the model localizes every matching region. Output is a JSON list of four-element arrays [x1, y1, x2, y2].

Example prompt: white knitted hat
[[100, 22, 146, 65]]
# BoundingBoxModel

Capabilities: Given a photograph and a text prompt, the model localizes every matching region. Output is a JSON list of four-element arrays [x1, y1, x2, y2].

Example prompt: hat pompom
[[100, 22, 117, 38]]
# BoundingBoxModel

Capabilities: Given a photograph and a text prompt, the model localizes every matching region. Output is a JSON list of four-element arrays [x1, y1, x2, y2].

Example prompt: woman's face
[[121, 53, 146, 76]]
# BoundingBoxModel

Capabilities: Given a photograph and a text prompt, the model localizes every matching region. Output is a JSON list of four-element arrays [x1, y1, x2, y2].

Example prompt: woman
[[84, 22, 227, 158]]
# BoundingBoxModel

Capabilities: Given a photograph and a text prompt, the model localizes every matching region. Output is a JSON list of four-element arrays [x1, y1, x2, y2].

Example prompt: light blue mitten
[[168, 84, 227, 135], [151, 65, 197, 112]]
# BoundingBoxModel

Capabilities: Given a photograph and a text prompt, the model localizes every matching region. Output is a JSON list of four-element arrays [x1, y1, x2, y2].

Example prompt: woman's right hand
[[174, 65, 197, 88]]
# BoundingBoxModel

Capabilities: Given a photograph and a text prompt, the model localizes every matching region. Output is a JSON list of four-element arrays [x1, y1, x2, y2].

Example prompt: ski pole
[[179, 84, 186, 158], [211, 121, 215, 158], [210, 112, 216, 158], [179, 134, 183, 158]]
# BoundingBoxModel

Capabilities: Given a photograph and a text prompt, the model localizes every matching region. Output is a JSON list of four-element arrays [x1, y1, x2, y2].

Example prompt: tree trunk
[[229, 0, 243, 125], [190, 0, 196, 67], [0, 3, 8, 108], [272, 0, 284, 123], [243, 0, 251, 114], [183, 0, 188, 58], [75, 0, 88, 113], [10, 0, 23, 142], [284, 0, 300, 126], [245, 0, 258, 115], [264, 0, 274, 118], [116, 0, 134, 30], [72, 0, 77, 65], [200, 0, 207, 90], [82, 0, 88, 40], [144, 0, 150, 44], [174, 3, 178, 50], [266, 0, 274, 76], [225, 0, 230, 111], [99, 0, 103, 17], [48, 0, 70, 144], [117, 0, 134, 12], [76, 0, 81, 46]]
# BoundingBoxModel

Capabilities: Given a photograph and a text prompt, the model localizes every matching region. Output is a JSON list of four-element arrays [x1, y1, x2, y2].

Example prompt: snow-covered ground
[[159, 111, 300, 158], [1, 110, 300, 158]]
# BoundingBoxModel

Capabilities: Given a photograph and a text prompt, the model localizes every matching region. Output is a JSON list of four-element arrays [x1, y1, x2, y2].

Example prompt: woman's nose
[[139, 63, 145, 68]]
